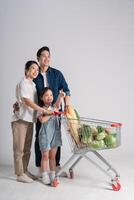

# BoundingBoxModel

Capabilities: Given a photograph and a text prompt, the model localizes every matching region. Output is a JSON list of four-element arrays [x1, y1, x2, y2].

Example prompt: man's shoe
[[56, 166, 68, 177], [25, 171, 38, 180], [17, 173, 33, 183]]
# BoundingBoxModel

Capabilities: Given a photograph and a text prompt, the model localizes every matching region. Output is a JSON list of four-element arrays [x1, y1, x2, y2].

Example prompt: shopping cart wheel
[[112, 181, 121, 191], [69, 169, 74, 179], [51, 178, 59, 187]]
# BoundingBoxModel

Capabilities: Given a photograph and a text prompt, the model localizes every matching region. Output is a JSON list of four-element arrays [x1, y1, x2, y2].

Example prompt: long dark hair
[[25, 60, 39, 75]]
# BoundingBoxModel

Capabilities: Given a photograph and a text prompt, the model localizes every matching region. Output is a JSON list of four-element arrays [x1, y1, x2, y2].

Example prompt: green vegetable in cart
[[89, 141, 100, 149], [87, 136, 93, 144], [80, 124, 92, 144], [98, 140, 106, 148], [74, 109, 80, 120], [81, 135, 92, 144], [90, 140, 105, 149], [97, 126, 105, 133], [96, 131, 106, 141], [104, 135, 117, 148]]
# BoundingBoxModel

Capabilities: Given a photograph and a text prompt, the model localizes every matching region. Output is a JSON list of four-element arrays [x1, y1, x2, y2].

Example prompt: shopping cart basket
[[56, 115, 122, 191]]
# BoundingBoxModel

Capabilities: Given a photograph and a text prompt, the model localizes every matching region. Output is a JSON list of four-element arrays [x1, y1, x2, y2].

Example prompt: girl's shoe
[[36, 167, 42, 179], [42, 172, 51, 185]]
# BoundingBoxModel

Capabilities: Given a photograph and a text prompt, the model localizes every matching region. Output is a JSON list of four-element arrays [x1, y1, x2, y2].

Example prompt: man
[[33, 46, 71, 176]]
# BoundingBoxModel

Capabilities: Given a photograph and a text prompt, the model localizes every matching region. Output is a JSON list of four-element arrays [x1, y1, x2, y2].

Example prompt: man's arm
[[54, 91, 65, 110], [58, 71, 71, 110], [64, 95, 71, 112]]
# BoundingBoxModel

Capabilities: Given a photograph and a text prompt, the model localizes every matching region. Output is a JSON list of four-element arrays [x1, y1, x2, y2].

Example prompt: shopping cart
[[56, 114, 122, 191]]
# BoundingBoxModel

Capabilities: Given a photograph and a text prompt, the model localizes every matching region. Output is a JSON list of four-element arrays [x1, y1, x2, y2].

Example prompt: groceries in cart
[[55, 106, 122, 191], [65, 106, 121, 150]]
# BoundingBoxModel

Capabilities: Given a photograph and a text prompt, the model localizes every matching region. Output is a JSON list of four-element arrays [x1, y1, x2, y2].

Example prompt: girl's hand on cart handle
[[53, 111, 66, 116], [42, 110, 53, 116]]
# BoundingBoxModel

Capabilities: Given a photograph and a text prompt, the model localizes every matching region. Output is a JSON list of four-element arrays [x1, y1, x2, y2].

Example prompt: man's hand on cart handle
[[64, 104, 70, 113]]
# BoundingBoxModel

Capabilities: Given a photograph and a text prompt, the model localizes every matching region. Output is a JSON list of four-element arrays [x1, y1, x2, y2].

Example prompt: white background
[[0, 0, 134, 168]]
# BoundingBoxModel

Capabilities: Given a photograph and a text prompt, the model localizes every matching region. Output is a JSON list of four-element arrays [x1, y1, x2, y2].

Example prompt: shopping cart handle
[[111, 123, 122, 127], [53, 111, 66, 116]]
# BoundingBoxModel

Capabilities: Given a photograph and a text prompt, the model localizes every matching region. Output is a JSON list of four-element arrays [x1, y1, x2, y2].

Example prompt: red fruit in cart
[[105, 128, 111, 134]]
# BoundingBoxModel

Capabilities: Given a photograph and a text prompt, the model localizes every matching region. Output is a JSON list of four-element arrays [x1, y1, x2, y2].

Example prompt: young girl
[[11, 61, 51, 183], [38, 87, 65, 187]]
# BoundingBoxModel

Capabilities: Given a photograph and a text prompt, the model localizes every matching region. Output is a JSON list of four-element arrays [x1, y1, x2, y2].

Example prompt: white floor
[[0, 151, 134, 200]]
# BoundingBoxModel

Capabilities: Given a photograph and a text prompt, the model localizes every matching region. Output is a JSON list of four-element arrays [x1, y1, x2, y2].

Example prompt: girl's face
[[26, 64, 39, 79], [42, 89, 53, 106]]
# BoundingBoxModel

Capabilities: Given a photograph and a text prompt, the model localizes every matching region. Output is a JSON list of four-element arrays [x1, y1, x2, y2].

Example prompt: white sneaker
[[35, 167, 42, 179], [25, 171, 38, 180], [42, 172, 51, 185], [17, 173, 33, 183], [56, 166, 68, 177]]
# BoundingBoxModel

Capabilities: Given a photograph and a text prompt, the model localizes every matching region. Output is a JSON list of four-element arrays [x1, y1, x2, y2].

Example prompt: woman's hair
[[40, 87, 53, 99], [25, 60, 39, 75]]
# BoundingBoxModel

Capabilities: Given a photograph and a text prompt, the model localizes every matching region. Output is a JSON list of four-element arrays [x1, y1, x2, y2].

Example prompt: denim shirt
[[33, 66, 71, 105]]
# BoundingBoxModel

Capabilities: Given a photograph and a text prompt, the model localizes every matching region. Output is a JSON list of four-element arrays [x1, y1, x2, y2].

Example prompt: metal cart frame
[[56, 116, 122, 191]]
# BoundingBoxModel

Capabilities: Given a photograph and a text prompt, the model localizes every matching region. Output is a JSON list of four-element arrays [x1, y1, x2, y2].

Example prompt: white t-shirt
[[41, 71, 48, 87], [12, 77, 38, 123]]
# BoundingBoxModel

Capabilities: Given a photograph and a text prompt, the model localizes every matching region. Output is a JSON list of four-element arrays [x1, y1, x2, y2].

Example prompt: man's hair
[[36, 46, 50, 58]]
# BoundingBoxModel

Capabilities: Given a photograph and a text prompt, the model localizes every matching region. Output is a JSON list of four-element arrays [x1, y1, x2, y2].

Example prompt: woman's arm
[[22, 97, 52, 114]]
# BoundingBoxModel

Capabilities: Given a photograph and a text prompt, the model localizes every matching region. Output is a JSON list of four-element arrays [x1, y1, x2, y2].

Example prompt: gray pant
[[11, 119, 33, 175]]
